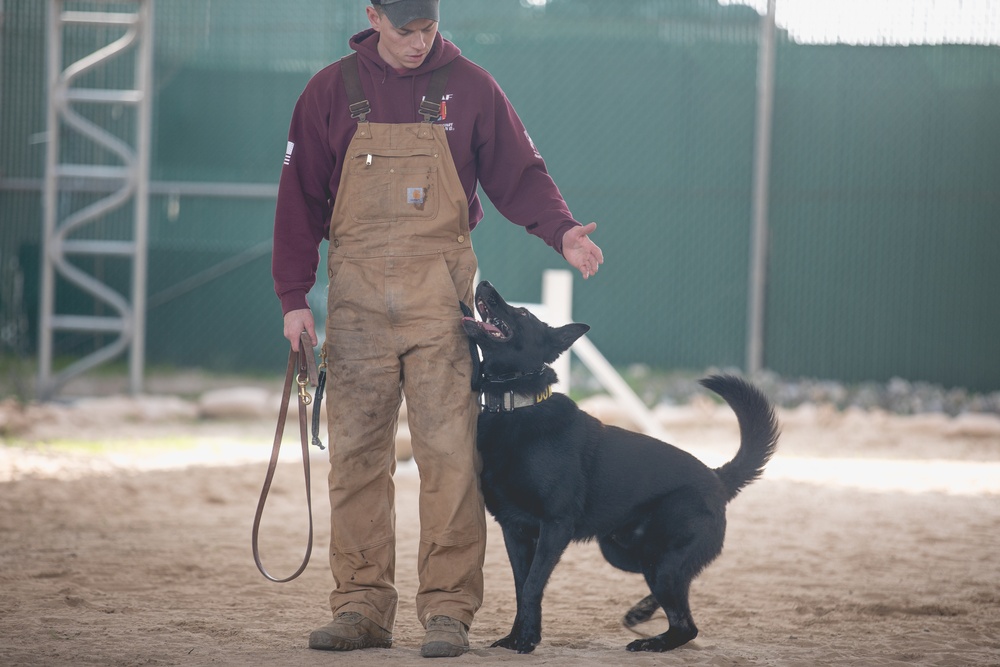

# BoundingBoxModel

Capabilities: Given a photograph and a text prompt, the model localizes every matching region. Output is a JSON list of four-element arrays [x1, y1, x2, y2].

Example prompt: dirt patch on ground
[[1, 395, 999, 666]]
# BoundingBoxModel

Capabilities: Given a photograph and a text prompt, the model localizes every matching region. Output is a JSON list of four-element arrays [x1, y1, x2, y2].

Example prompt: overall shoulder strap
[[339, 53, 370, 122], [418, 60, 454, 123]]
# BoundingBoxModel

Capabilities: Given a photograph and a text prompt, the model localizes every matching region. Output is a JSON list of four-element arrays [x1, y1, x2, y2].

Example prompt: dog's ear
[[544, 323, 590, 362]]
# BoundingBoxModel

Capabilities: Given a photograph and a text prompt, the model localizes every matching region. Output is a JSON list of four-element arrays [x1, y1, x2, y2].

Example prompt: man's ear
[[366, 5, 382, 30], [544, 323, 590, 362]]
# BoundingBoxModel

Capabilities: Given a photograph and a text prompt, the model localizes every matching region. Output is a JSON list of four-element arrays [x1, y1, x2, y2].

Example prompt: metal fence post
[[746, 0, 778, 375]]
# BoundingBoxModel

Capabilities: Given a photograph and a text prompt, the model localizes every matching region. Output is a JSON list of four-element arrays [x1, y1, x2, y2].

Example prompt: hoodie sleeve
[[271, 75, 337, 315], [473, 76, 580, 255]]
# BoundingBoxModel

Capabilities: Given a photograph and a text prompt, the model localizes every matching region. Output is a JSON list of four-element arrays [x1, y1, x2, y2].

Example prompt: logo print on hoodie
[[421, 93, 453, 130]]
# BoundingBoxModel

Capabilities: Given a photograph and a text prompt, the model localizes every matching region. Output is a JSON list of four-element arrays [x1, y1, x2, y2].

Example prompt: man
[[272, 0, 603, 657]]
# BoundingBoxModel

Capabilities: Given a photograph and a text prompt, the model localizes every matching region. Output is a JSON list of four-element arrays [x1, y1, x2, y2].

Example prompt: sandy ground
[[1, 394, 999, 667]]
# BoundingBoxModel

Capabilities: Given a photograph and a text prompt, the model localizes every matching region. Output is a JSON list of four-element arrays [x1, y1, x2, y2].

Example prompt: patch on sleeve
[[524, 131, 542, 159], [284, 141, 294, 166]]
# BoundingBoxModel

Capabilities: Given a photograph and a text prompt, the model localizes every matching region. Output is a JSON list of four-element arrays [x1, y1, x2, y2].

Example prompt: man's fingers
[[283, 308, 315, 351]]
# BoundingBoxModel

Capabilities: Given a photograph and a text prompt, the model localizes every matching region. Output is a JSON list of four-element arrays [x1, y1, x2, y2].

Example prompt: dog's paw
[[515, 640, 538, 654], [626, 628, 697, 652], [491, 635, 516, 651], [626, 637, 669, 652], [514, 629, 541, 654], [491, 634, 538, 654]]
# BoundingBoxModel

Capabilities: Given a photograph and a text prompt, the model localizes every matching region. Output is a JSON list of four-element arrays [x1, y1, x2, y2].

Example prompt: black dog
[[462, 281, 780, 653]]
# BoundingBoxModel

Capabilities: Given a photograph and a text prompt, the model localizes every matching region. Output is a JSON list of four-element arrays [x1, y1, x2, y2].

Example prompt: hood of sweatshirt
[[349, 28, 462, 80]]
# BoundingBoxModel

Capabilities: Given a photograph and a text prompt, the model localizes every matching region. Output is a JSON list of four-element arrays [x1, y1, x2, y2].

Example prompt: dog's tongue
[[463, 317, 502, 335]]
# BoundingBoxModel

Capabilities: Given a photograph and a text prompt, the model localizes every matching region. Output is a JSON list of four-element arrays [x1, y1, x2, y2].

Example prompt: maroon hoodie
[[272, 29, 581, 314]]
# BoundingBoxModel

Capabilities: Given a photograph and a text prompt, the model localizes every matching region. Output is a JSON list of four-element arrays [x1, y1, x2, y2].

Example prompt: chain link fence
[[2, 0, 998, 395]]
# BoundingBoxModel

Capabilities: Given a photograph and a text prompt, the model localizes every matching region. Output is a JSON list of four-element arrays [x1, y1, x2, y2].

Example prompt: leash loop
[[251, 331, 318, 583]]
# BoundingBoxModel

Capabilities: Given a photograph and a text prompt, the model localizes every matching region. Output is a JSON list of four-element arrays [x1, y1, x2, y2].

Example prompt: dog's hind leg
[[598, 536, 661, 629], [626, 571, 698, 651], [625, 500, 725, 651], [623, 594, 661, 629]]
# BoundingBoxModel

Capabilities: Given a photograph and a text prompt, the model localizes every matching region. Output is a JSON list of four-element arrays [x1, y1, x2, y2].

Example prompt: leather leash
[[251, 331, 325, 582]]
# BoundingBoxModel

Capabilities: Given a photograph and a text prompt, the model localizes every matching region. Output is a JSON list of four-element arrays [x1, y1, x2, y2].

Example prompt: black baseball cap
[[371, 0, 439, 27]]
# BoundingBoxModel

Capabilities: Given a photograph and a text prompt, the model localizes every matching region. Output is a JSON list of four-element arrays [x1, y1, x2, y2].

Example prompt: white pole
[[541, 269, 573, 394], [747, 0, 777, 375], [129, 0, 153, 395], [38, 0, 63, 398]]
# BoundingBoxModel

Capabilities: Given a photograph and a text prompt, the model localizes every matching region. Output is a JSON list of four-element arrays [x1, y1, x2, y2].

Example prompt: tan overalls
[[323, 55, 485, 633]]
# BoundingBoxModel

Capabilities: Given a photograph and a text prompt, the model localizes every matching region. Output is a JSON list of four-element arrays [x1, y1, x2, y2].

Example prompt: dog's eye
[[516, 308, 529, 317]]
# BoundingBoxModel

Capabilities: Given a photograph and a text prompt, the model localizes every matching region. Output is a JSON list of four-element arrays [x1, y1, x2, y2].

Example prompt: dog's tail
[[701, 375, 780, 502]]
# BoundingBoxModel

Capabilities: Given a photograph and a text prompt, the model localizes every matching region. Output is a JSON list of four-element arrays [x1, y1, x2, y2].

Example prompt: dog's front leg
[[506, 521, 574, 654], [492, 523, 537, 651]]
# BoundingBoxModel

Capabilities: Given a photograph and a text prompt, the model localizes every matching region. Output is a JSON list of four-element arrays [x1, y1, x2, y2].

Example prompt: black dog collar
[[481, 385, 553, 413]]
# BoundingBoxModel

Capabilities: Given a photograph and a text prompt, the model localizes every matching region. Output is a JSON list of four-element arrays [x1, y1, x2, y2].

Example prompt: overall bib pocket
[[348, 150, 440, 223]]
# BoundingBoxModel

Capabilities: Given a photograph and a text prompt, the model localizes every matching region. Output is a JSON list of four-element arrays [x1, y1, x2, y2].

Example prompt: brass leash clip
[[297, 372, 312, 405], [296, 331, 319, 406]]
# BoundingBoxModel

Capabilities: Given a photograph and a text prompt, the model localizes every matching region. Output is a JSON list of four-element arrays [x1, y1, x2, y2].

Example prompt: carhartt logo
[[407, 187, 426, 205], [284, 141, 294, 166]]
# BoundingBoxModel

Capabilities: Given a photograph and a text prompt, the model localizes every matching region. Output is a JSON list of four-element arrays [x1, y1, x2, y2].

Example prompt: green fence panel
[[2, 0, 998, 393]]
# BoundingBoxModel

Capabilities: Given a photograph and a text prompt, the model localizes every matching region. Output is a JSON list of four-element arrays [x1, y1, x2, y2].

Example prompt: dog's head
[[462, 281, 590, 382]]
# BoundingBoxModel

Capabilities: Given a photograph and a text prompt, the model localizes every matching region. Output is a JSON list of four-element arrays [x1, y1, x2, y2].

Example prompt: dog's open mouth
[[462, 295, 512, 341]]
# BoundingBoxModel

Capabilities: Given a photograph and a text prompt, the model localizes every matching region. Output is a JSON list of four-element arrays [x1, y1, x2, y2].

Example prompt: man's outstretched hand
[[562, 222, 604, 279]]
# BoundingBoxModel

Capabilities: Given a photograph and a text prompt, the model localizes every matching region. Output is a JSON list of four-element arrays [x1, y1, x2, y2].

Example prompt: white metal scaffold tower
[[38, 0, 153, 399]]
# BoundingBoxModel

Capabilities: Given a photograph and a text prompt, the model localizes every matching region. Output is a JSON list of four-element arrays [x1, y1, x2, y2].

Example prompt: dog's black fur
[[462, 281, 780, 653]]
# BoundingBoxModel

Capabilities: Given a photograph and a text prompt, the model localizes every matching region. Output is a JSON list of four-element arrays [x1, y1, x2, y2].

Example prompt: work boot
[[308, 611, 393, 651], [420, 615, 469, 658]]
